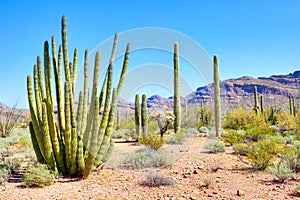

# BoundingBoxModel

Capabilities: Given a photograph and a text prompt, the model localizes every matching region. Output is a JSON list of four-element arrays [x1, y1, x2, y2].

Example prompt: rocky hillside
[[187, 70, 300, 110]]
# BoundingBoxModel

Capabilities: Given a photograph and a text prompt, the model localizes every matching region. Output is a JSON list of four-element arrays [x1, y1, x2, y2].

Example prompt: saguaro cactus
[[135, 94, 141, 139], [213, 55, 221, 138], [173, 42, 181, 134], [260, 95, 264, 113], [27, 15, 130, 178], [253, 86, 259, 114], [141, 94, 148, 135]]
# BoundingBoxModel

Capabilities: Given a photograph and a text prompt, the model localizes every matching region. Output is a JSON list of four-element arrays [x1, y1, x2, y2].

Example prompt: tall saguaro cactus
[[253, 86, 259, 114], [141, 94, 148, 135], [173, 42, 181, 134], [135, 94, 141, 139], [213, 55, 221, 138], [27, 15, 130, 179]]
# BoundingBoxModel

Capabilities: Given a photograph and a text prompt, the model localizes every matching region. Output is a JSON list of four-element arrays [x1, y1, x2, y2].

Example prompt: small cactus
[[141, 94, 148, 135]]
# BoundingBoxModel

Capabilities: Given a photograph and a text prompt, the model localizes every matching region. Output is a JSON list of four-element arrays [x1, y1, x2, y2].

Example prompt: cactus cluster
[[213, 55, 221, 137], [173, 42, 181, 134], [27, 15, 130, 178]]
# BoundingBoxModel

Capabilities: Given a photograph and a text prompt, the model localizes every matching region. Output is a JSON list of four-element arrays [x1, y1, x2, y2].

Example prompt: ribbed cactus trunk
[[253, 86, 259, 114], [141, 94, 148, 136], [213, 55, 221, 138], [260, 95, 264, 113], [135, 94, 141, 140], [27, 15, 130, 179], [173, 42, 181, 134]]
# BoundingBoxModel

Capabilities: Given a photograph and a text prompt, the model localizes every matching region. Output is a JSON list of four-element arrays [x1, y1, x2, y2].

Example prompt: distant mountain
[[186, 70, 300, 110]]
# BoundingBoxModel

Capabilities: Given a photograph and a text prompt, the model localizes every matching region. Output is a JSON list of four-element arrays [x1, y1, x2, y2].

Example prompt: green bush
[[221, 129, 245, 145], [124, 148, 174, 169], [23, 164, 56, 187], [152, 150, 175, 168], [0, 156, 11, 185], [268, 162, 297, 182], [167, 132, 186, 144], [141, 171, 174, 187], [124, 149, 153, 169], [140, 135, 166, 151], [205, 141, 226, 153], [246, 138, 278, 170], [233, 143, 248, 156], [244, 126, 276, 142], [223, 108, 267, 130]]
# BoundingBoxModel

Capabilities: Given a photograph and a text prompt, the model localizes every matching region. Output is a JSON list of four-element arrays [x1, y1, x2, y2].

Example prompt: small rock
[[207, 194, 216, 197], [1, 186, 5, 191], [193, 170, 199, 174], [213, 191, 218, 194], [237, 190, 245, 196], [190, 196, 197, 200]]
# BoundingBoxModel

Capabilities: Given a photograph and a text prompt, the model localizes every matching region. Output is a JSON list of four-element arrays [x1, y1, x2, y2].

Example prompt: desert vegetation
[[1, 15, 300, 200]]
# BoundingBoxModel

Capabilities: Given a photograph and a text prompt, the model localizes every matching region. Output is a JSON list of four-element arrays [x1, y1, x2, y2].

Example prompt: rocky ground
[[1, 137, 299, 200]]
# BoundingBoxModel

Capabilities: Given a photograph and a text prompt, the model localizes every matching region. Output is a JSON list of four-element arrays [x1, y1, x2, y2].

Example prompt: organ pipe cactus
[[173, 42, 181, 134], [213, 55, 221, 137], [26, 15, 130, 178]]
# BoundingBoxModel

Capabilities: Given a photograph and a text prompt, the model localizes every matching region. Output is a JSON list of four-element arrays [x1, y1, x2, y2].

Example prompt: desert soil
[[1, 136, 299, 200]]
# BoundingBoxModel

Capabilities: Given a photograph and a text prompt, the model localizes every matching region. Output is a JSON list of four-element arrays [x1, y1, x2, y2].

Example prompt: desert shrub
[[198, 105, 212, 128], [23, 164, 56, 187], [205, 141, 225, 153], [4, 157, 23, 174], [152, 150, 175, 167], [244, 126, 276, 142], [221, 129, 245, 145], [124, 149, 153, 169], [124, 148, 174, 169], [0, 156, 11, 185], [141, 171, 174, 187], [233, 143, 248, 156], [276, 111, 297, 132], [203, 174, 215, 187], [294, 184, 300, 197], [268, 162, 297, 182], [0, 104, 22, 138], [167, 132, 186, 144], [246, 138, 278, 170], [140, 135, 166, 151], [223, 108, 267, 130]]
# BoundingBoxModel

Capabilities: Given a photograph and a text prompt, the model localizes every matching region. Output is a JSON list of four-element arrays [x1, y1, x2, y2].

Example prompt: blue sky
[[0, 1, 300, 108]]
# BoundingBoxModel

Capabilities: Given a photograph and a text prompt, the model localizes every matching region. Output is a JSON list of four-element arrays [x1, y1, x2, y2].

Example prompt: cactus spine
[[213, 55, 221, 137], [141, 94, 148, 135], [173, 42, 181, 134], [253, 86, 259, 114], [135, 94, 141, 139], [27, 15, 130, 178]]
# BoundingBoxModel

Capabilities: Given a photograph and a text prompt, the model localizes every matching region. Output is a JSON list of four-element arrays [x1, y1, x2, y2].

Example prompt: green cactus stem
[[213, 55, 221, 138], [141, 94, 148, 136], [135, 94, 141, 140], [173, 42, 181, 134], [253, 86, 259, 114]]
